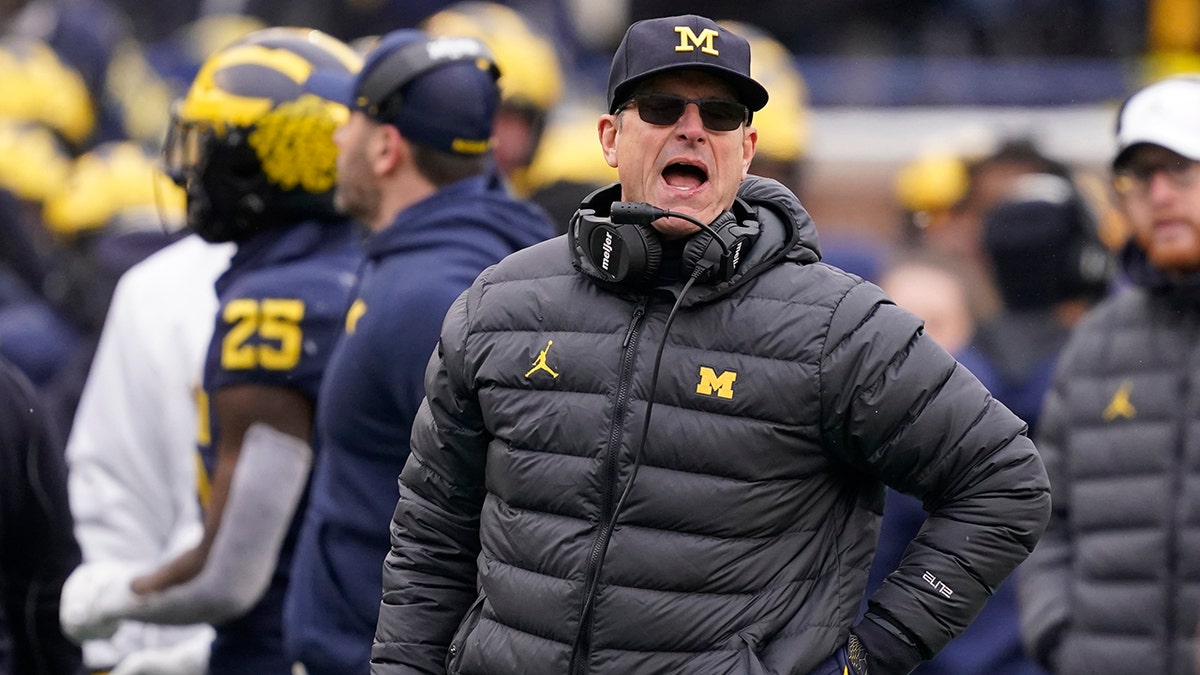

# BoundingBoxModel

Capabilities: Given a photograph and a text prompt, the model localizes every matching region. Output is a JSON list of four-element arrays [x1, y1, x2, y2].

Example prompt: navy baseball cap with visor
[[319, 29, 501, 156], [607, 15, 769, 117]]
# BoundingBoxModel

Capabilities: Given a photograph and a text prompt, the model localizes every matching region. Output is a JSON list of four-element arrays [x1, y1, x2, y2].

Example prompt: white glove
[[110, 626, 214, 675], [60, 561, 140, 643]]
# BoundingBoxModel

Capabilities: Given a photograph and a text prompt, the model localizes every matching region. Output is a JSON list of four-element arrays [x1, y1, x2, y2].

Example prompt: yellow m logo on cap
[[697, 366, 736, 399], [675, 27, 719, 56]]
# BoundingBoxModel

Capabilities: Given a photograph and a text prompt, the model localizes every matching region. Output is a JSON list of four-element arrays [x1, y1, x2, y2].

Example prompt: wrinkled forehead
[[630, 69, 739, 100]]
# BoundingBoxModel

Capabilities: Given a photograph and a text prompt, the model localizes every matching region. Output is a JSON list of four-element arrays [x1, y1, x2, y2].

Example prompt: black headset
[[569, 182, 761, 287]]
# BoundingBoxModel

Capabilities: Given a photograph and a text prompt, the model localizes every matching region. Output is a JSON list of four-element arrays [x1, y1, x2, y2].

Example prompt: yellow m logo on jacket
[[697, 366, 736, 399]]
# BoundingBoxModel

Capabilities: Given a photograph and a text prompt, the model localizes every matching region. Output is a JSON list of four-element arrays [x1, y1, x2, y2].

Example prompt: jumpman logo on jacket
[[1102, 380, 1136, 421], [525, 340, 559, 378]]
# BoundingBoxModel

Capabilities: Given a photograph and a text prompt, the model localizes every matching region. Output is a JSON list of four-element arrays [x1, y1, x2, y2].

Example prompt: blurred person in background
[[0, 35, 183, 425], [230, 0, 446, 44], [0, 119, 80, 392], [139, 13, 267, 103], [421, 0, 563, 197], [36, 142, 187, 437], [58, 27, 363, 674], [5, 0, 264, 152], [63, 231, 231, 673], [0, 36, 97, 287], [284, 29, 554, 674], [3, 0, 137, 147], [1019, 75, 1200, 675], [896, 138, 1077, 323], [0, 36, 96, 155], [106, 13, 268, 153], [974, 172, 1114, 432], [876, 250, 997, 387], [523, 99, 620, 234], [0, 353, 82, 675], [947, 140, 1074, 269]]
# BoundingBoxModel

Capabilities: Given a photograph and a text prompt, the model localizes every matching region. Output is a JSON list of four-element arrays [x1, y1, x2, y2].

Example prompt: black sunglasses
[[619, 93, 748, 132]]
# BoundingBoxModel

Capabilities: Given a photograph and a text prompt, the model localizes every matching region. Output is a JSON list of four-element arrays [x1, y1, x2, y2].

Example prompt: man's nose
[[675, 102, 706, 138]]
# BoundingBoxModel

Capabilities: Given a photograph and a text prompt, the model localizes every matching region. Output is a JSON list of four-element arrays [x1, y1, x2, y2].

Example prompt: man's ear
[[741, 125, 758, 178], [374, 124, 406, 175], [599, 114, 619, 168]]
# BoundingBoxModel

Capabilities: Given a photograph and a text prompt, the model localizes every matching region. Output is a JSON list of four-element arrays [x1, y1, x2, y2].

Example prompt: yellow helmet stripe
[[178, 44, 318, 127]]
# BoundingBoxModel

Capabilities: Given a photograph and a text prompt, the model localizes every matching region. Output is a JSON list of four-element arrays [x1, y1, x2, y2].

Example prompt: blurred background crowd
[[0, 3, 1161, 419], [0, 1, 1193, 672]]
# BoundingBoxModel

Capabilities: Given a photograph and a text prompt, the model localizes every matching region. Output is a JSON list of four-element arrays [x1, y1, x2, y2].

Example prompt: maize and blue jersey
[[286, 172, 553, 673], [199, 219, 360, 674]]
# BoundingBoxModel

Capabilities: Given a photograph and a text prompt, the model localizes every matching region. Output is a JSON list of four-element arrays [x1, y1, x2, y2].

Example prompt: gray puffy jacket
[[1019, 243, 1200, 675], [373, 176, 1050, 675]]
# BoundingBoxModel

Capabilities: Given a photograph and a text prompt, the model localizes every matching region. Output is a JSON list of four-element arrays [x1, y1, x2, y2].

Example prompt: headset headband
[[355, 36, 499, 122]]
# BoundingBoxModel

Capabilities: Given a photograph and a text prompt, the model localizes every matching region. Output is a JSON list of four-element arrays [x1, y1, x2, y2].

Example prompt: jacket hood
[[736, 174, 822, 264], [567, 175, 820, 301], [367, 171, 553, 261], [1119, 237, 1200, 308]]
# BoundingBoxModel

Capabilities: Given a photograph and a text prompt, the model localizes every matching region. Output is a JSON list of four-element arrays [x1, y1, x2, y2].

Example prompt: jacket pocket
[[446, 595, 487, 675]]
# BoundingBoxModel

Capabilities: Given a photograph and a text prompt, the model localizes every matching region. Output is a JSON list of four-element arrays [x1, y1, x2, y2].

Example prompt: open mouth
[[662, 162, 708, 191]]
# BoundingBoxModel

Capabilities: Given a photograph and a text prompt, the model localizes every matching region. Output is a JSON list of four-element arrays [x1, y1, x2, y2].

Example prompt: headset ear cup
[[682, 230, 719, 282], [636, 224, 663, 284], [578, 214, 662, 286], [681, 210, 749, 283], [600, 222, 661, 286]]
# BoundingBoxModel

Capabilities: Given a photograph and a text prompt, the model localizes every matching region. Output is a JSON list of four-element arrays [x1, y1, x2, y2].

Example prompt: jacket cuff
[[852, 614, 924, 675]]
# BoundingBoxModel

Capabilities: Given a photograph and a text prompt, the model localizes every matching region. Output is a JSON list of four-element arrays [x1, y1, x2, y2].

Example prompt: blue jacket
[[286, 171, 553, 673]]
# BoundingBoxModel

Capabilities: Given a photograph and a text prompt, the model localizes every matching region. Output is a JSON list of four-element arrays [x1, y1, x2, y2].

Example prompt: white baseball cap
[[1114, 75, 1200, 168]]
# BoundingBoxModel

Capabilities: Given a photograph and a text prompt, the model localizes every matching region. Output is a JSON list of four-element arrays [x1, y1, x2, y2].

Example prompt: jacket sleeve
[[372, 288, 489, 674], [1017, 357, 1072, 669], [0, 358, 84, 675], [819, 281, 1051, 660]]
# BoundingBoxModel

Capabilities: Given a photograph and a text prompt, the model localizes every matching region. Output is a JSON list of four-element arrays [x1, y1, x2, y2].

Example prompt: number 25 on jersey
[[221, 298, 306, 370]]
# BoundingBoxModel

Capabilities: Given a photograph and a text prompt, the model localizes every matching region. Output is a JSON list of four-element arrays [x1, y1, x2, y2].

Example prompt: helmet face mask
[[168, 117, 266, 242], [163, 28, 361, 243], [162, 104, 210, 187]]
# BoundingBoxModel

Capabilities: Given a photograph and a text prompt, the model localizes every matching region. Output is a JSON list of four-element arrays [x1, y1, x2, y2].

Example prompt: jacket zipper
[[1166, 329, 1198, 671], [568, 298, 647, 675]]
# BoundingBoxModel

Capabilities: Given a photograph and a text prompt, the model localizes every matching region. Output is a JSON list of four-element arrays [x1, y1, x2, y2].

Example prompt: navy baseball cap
[[607, 15, 769, 114], [326, 29, 501, 155]]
